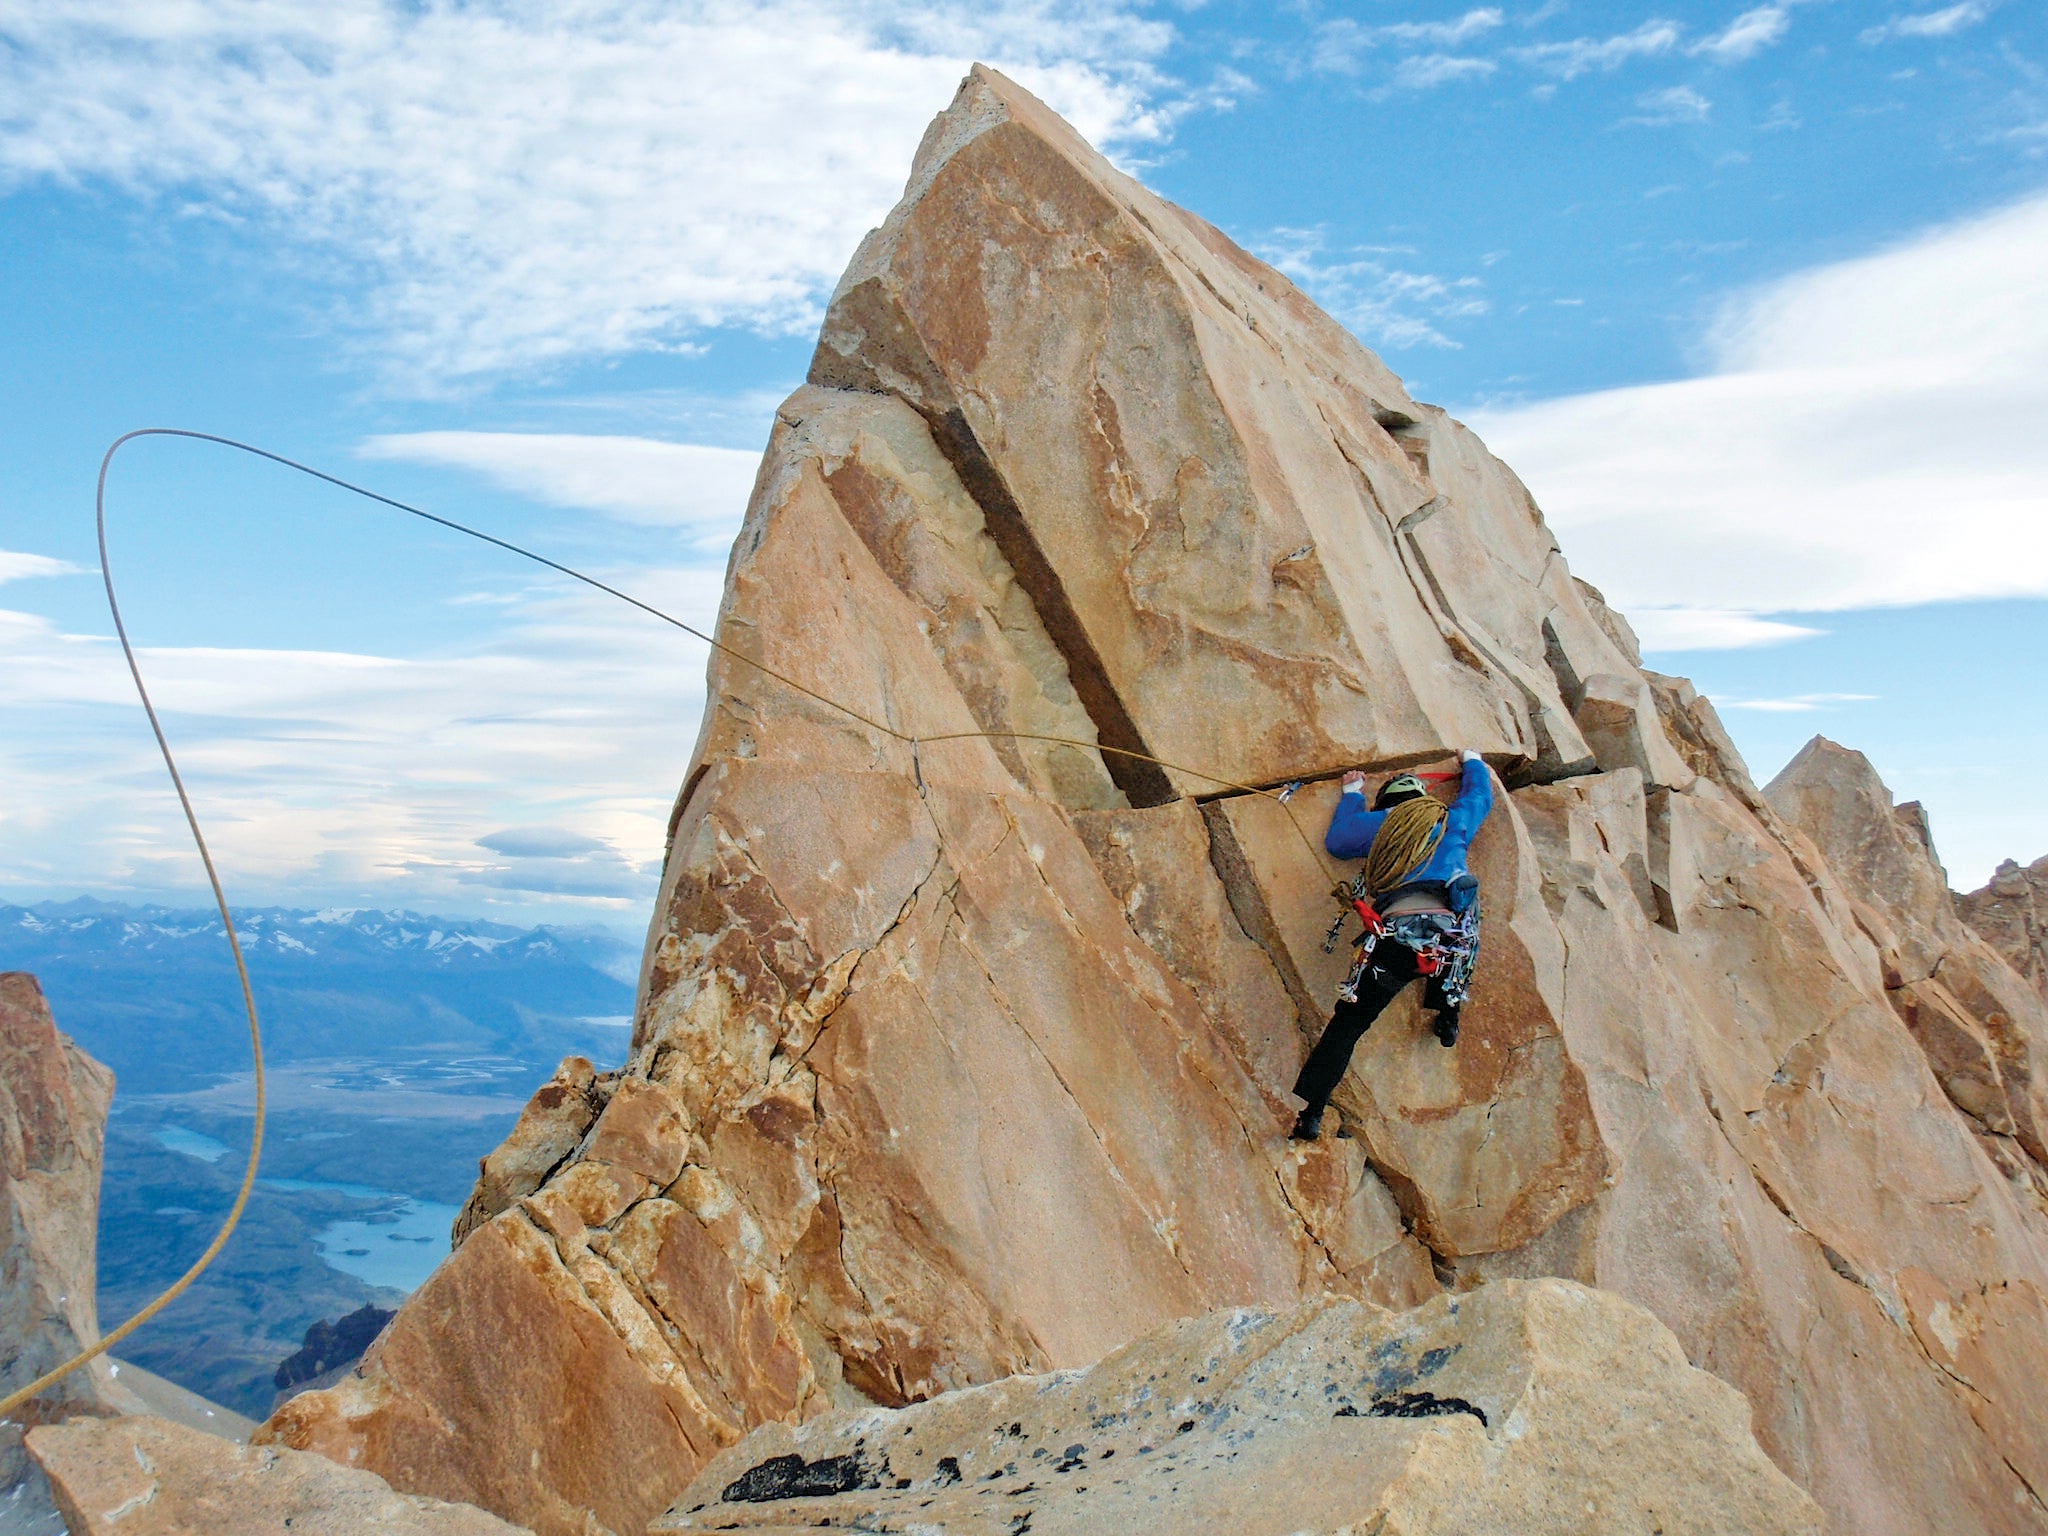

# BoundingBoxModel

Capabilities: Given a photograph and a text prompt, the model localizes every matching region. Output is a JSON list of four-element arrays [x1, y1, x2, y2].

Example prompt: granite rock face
[[1767, 737, 2048, 1198], [1, 972, 120, 1485], [656, 1280, 1821, 1536], [27, 1414, 532, 1535], [269, 66, 2048, 1536], [1964, 854, 2048, 1008], [452, 1055, 618, 1247]]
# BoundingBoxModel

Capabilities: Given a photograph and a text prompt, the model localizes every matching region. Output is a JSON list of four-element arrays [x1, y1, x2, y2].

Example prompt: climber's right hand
[[1342, 770, 1367, 795]]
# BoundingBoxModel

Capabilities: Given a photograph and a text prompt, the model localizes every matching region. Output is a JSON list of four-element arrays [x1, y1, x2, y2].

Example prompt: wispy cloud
[[1471, 188, 2048, 622], [1509, 20, 1683, 80], [0, 563, 730, 920], [1692, 6, 1791, 63], [1624, 85, 1713, 126], [1861, 3, 1990, 43], [1313, 9, 1503, 72], [360, 432, 761, 550], [476, 827, 615, 859], [464, 827, 649, 898], [1713, 692, 1879, 712], [0, 550, 89, 585], [0, 3, 1186, 387], [1628, 610, 1822, 652], [1258, 229, 1487, 349], [1388, 54, 1498, 90], [1377, 10, 1506, 47]]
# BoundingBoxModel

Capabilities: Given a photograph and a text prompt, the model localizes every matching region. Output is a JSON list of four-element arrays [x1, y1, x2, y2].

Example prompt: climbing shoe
[[1290, 1106, 1325, 1142], [1433, 1011, 1460, 1048]]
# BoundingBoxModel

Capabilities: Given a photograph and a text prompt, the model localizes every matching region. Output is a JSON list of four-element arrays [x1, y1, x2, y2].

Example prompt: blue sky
[[1, 0, 2044, 932]]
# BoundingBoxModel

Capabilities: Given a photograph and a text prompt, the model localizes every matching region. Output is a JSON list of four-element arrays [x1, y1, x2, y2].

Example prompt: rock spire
[[266, 66, 2048, 1536]]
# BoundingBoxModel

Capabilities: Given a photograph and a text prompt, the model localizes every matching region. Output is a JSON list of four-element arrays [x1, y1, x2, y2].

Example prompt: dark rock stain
[[721, 1450, 882, 1503]]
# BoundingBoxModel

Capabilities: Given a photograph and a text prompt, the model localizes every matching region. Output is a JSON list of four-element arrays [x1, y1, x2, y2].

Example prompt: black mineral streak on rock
[[934, 1455, 963, 1485], [1339, 1390, 1488, 1427], [720, 1450, 882, 1503]]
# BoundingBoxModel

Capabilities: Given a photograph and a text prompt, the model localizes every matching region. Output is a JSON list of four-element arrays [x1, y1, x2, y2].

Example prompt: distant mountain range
[[0, 899, 640, 1092], [3, 898, 638, 971], [0, 897, 643, 1415]]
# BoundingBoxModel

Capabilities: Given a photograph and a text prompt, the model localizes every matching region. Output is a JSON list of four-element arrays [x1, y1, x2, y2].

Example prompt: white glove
[[1461, 749, 1483, 764]]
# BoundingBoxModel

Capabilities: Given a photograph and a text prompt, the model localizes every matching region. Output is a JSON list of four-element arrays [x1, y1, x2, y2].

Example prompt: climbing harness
[[1323, 881, 1483, 1007]]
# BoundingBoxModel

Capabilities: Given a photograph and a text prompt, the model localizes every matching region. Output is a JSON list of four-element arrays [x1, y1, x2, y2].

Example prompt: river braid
[[1362, 793, 1448, 899]]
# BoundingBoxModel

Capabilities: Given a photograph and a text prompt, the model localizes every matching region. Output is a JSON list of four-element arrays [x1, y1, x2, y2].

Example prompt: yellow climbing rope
[[1, 427, 1427, 1420], [0, 436, 266, 1423], [1361, 795, 1448, 899]]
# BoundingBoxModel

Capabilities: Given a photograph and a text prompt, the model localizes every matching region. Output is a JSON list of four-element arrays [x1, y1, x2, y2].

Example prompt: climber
[[1290, 750, 1494, 1142]]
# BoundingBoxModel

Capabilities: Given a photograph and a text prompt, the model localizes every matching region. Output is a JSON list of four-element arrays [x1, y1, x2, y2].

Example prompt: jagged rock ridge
[[1964, 854, 2048, 1008], [1766, 737, 2048, 1197], [267, 66, 2048, 1536]]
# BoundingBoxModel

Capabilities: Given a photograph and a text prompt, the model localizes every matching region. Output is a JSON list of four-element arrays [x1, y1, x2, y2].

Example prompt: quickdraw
[[1323, 873, 1381, 1003]]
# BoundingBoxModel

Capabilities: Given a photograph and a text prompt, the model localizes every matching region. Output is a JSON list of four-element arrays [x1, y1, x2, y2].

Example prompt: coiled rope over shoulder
[[1, 427, 1357, 1420], [1361, 795, 1448, 899]]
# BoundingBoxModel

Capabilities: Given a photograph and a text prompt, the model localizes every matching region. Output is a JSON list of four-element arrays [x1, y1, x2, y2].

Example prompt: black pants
[[1292, 943, 1457, 1112]]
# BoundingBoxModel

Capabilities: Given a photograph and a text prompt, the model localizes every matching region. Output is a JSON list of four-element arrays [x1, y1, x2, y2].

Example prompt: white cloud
[[1509, 20, 1683, 79], [464, 826, 648, 898], [477, 827, 616, 860], [361, 432, 759, 549], [1861, 3, 1989, 44], [1628, 609, 1822, 652], [1625, 85, 1713, 125], [0, 550, 88, 584], [1309, 20, 1373, 74], [1691, 6, 1790, 63], [0, 562, 730, 920], [1259, 228, 1487, 349], [1713, 692, 1879, 712], [1379, 10, 1506, 47], [1313, 10, 1501, 73], [0, 2, 1183, 385], [1389, 54, 1498, 91], [1470, 188, 2048, 621]]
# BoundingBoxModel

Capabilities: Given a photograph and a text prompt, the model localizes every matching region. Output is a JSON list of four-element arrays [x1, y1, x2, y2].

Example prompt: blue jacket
[[1325, 758, 1494, 896]]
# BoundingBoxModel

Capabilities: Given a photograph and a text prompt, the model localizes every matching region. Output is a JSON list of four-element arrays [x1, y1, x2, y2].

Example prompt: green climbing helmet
[[1375, 773, 1429, 807]]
